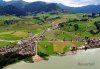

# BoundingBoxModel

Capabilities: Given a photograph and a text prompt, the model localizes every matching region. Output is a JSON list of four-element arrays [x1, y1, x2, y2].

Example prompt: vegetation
[[0, 12, 99, 48], [0, 1, 63, 16], [0, 12, 100, 69], [0, 1, 100, 69], [0, 52, 32, 69]]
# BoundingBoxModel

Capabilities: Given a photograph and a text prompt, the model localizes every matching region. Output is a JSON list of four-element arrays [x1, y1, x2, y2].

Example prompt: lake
[[4, 48, 100, 69]]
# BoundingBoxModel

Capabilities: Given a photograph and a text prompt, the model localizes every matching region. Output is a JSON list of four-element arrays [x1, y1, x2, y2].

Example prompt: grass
[[53, 42, 67, 53], [1, 13, 100, 68], [63, 46, 70, 52], [65, 41, 83, 47], [37, 41, 83, 55], [0, 41, 17, 48], [38, 42, 54, 55], [0, 34, 22, 40], [0, 13, 99, 49], [44, 30, 56, 40], [54, 30, 76, 40], [0, 41, 10, 48], [0, 31, 28, 37], [0, 15, 21, 20], [12, 31, 28, 37]]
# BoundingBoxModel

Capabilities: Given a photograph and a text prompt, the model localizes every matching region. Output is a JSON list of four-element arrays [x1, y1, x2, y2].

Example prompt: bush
[[74, 24, 79, 31], [0, 52, 31, 69]]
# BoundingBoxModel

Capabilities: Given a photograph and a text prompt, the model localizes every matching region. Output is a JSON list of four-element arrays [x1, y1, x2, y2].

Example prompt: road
[[0, 24, 56, 55]]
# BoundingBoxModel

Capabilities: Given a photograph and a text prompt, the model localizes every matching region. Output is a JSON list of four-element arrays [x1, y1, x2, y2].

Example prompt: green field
[[0, 13, 100, 69], [38, 41, 71, 55], [0, 13, 100, 48]]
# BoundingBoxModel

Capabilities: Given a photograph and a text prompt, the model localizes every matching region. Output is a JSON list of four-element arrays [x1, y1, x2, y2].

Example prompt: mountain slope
[[0, 1, 100, 16], [1, 5, 26, 16], [58, 3, 100, 13], [7, 0, 27, 9], [0, 1, 63, 15], [0, 0, 6, 6], [24, 1, 62, 13]]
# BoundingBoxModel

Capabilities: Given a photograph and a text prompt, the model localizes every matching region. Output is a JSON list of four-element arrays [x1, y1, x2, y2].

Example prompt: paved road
[[4, 48, 100, 69]]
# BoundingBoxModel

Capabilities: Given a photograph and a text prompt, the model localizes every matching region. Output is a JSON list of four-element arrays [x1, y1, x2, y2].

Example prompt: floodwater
[[4, 48, 100, 69]]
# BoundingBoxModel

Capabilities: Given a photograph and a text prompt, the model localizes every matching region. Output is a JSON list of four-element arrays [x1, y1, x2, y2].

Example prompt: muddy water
[[4, 48, 100, 69]]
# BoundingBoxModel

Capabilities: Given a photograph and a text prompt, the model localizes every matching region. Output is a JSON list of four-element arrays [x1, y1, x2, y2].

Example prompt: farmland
[[0, 12, 100, 52]]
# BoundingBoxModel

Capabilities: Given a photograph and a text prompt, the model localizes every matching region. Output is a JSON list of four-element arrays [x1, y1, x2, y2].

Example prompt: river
[[4, 48, 100, 69]]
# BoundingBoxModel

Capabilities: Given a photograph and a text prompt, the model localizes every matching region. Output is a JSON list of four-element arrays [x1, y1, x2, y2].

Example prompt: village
[[0, 22, 100, 57]]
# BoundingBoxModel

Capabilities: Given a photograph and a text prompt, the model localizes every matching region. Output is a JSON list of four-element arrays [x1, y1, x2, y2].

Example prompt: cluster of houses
[[86, 37, 100, 47], [0, 39, 35, 55], [0, 33, 45, 55]]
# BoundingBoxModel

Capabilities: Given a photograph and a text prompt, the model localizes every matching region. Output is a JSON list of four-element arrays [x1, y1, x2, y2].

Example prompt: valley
[[0, 4, 100, 69], [0, 0, 100, 69], [0, 13, 99, 47]]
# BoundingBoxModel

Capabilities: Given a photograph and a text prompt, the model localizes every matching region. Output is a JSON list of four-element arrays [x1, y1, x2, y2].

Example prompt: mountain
[[0, 6, 4, 13], [0, 5, 26, 16], [58, 3, 100, 13], [0, 1, 63, 16], [0, 0, 6, 6], [7, 0, 27, 9], [0, 0, 27, 16], [75, 5, 100, 13], [0, 0, 100, 16], [24, 1, 62, 13]]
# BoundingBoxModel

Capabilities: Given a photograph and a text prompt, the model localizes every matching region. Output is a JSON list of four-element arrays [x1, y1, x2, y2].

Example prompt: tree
[[90, 30, 96, 35], [74, 24, 79, 31], [94, 21, 100, 31], [91, 13, 96, 18], [58, 22, 65, 27]]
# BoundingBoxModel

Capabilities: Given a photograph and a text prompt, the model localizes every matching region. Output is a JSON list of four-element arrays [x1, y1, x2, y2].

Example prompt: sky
[[4, 0, 100, 7]]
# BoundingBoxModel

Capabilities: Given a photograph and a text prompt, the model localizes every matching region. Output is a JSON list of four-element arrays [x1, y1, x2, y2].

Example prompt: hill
[[24, 1, 62, 13], [58, 3, 100, 13], [7, 0, 27, 9], [0, 5, 26, 16], [0, 1, 63, 16], [0, 1, 100, 15], [0, 0, 6, 6]]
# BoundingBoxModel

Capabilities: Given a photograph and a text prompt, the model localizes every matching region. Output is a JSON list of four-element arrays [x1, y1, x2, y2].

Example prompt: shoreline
[[3, 48, 100, 69]]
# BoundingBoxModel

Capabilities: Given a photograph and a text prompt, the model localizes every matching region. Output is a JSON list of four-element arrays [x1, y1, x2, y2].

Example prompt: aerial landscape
[[0, 0, 100, 69]]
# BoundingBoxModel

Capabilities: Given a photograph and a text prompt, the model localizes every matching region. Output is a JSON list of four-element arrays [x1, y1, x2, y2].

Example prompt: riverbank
[[4, 48, 100, 69]]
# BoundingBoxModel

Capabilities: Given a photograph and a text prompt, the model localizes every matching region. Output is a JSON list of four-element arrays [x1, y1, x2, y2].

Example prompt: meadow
[[0, 13, 100, 53], [0, 13, 100, 69]]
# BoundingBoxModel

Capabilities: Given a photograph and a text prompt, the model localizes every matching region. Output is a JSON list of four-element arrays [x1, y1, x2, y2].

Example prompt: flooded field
[[4, 48, 100, 69]]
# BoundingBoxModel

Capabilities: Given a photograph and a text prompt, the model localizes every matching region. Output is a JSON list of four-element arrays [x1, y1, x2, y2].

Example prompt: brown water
[[4, 48, 100, 69]]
